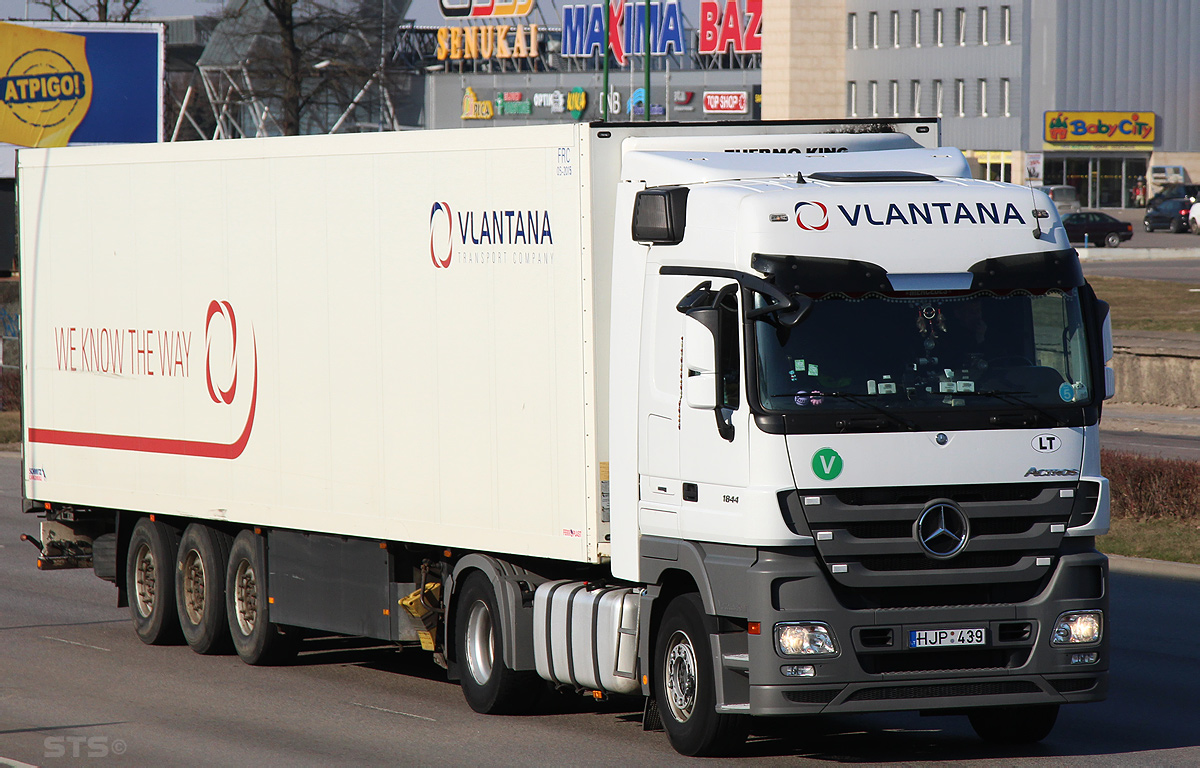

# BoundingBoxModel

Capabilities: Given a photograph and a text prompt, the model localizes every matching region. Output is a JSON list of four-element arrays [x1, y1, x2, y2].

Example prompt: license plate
[[909, 627, 986, 648]]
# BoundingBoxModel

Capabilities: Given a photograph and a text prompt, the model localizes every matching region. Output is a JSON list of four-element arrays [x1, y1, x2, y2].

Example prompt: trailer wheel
[[225, 530, 298, 665], [455, 572, 537, 714], [126, 517, 182, 645], [968, 704, 1059, 744], [175, 524, 234, 655], [654, 593, 747, 756]]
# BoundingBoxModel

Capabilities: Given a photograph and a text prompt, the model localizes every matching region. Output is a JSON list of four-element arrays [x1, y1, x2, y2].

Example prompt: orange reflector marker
[[149, 514, 156, 522], [643, 674, 649, 685], [254, 527, 262, 535], [748, 621, 761, 635], [383, 609, 390, 616], [268, 597, 275, 604], [380, 542, 387, 549], [444, 549, 452, 558], [592, 690, 604, 700], [44, 502, 51, 510]]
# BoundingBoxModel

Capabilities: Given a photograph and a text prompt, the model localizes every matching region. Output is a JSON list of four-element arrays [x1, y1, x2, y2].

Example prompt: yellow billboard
[[1044, 111, 1155, 144], [0, 22, 93, 148]]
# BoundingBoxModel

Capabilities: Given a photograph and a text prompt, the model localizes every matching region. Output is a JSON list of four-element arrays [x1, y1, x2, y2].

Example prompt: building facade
[[825, 0, 1200, 207]]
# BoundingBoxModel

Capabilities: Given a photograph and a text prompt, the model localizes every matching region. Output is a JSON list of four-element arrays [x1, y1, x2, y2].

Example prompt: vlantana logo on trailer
[[429, 201, 555, 267], [29, 301, 258, 459]]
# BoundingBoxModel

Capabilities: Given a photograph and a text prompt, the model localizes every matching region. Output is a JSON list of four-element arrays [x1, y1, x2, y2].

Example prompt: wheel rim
[[233, 559, 257, 636], [464, 599, 495, 685], [133, 542, 156, 618], [664, 629, 698, 724], [182, 549, 207, 624]]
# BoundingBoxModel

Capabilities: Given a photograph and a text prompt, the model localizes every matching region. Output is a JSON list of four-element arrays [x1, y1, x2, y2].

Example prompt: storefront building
[[421, 1, 766, 130]]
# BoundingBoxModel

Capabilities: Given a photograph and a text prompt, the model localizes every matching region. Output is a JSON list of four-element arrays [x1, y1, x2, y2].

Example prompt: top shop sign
[[561, 0, 763, 63]]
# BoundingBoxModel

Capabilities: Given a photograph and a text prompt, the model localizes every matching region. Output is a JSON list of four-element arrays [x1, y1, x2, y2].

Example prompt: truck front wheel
[[454, 572, 537, 714], [968, 704, 1059, 743], [654, 593, 747, 756], [175, 524, 234, 655], [225, 530, 298, 665], [126, 517, 182, 645]]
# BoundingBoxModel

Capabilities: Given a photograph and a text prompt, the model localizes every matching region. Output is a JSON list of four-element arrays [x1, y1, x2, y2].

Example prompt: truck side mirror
[[1098, 299, 1115, 400], [677, 281, 738, 440], [683, 313, 718, 410]]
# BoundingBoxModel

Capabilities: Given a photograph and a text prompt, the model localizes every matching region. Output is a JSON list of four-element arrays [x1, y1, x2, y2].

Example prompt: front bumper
[[729, 547, 1108, 716]]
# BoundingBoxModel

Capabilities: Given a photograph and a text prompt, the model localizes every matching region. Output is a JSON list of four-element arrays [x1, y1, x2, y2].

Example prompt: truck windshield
[[755, 289, 1094, 426]]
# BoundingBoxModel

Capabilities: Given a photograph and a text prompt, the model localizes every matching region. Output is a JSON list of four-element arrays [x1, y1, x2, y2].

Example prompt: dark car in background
[[1061, 211, 1133, 247], [1145, 184, 1200, 211], [1143, 198, 1194, 233]]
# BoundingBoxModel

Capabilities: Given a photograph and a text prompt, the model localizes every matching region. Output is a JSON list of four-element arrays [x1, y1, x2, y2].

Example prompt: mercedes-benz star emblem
[[915, 501, 970, 559]]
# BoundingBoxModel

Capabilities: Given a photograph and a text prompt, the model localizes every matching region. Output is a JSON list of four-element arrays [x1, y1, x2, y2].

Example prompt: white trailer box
[[19, 122, 935, 566]]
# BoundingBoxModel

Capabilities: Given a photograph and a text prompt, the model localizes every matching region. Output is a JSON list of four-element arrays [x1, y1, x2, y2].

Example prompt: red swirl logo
[[794, 201, 829, 231], [430, 201, 453, 268], [205, 300, 237, 405]]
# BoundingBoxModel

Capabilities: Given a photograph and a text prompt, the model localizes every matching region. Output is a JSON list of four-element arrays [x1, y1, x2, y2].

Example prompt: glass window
[[1002, 78, 1010, 116], [934, 79, 944, 117], [913, 10, 922, 46], [979, 6, 988, 44], [848, 12, 857, 48], [869, 80, 878, 116], [870, 11, 879, 48], [891, 10, 900, 47], [911, 80, 922, 116], [979, 78, 988, 117], [956, 7, 966, 45], [935, 8, 944, 46], [1002, 5, 1012, 44], [891, 80, 899, 117], [754, 290, 1095, 424], [847, 81, 858, 117], [955, 78, 965, 117]]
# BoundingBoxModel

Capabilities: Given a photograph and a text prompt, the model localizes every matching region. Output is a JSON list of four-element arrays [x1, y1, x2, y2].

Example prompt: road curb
[[1107, 553, 1200, 581]]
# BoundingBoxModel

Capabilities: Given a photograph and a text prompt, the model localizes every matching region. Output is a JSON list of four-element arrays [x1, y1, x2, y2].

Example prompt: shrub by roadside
[[1101, 449, 1200, 565]]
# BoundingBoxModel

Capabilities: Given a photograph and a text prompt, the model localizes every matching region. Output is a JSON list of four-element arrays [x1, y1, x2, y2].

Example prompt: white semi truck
[[19, 120, 1112, 756]]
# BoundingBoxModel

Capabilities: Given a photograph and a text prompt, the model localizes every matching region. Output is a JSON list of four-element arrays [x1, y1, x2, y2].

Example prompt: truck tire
[[654, 593, 748, 756], [126, 517, 182, 645], [175, 523, 234, 655], [968, 704, 1059, 743], [225, 530, 298, 665], [454, 571, 538, 715]]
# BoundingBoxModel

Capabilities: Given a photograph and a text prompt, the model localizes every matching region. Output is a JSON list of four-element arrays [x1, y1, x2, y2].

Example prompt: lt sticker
[[812, 447, 843, 481]]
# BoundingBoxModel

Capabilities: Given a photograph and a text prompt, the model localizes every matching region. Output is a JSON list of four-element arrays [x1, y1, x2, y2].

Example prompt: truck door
[[639, 272, 750, 542]]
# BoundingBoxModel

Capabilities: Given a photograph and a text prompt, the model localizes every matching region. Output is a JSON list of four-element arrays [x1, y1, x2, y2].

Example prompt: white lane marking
[[351, 702, 437, 722], [0, 757, 40, 767], [41, 636, 111, 652]]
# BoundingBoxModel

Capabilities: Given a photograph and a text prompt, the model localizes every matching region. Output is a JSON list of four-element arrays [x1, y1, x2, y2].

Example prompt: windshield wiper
[[822, 392, 920, 432], [964, 389, 1069, 428]]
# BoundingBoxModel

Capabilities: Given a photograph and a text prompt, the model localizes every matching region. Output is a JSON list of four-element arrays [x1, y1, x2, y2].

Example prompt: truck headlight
[[775, 622, 837, 656], [1051, 611, 1102, 646]]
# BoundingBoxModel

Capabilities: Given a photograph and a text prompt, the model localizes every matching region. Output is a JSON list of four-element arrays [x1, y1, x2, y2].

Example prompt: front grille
[[783, 689, 840, 704], [787, 482, 1077, 591], [858, 648, 1030, 675], [858, 552, 1025, 572], [845, 680, 1041, 702], [834, 483, 1046, 506], [830, 579, 1050, 610]]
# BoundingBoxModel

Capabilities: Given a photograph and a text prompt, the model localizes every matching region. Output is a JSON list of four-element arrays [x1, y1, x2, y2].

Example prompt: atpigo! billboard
[[0, 21, 163, 173]]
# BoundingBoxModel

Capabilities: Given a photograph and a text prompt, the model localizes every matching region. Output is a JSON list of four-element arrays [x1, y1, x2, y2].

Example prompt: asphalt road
[[1100, 430, 1200, 461], [2, 454, 1199, 766]]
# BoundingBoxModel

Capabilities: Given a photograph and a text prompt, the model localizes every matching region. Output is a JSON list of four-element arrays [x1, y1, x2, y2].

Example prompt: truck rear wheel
[[225, 530, 298, 665], [126, 517, 182, 645], [654, 593, 747, 756], [968, 704, 1059, 743], [175, 523, 234, 655], [454, 572, 537, 714]]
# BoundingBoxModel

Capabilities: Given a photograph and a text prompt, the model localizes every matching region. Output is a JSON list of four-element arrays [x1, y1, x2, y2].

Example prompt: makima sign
[[0, 22, 92, 147]]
